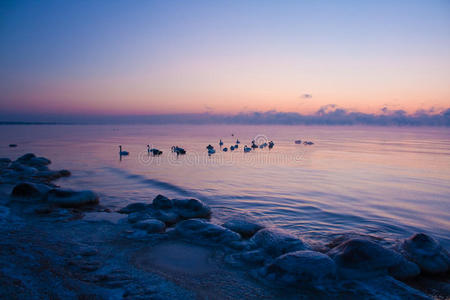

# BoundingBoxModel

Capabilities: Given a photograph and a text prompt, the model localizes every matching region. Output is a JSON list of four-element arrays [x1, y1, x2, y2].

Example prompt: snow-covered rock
[[175, 219, 241, 244], [152, 194, 173, 209], [402, 233, 449, 274], [45, 189, 99, 207], [222, 219, 263, 238], [257, 250, 336, 286], [328, 238, 420, 279], [173, 198, 211, 219], [133, 219, 166, 233], [248, 228, 311, 257]]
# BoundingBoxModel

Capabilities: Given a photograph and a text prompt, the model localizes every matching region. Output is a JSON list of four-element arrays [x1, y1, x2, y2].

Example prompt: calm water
[[1, 125, 449, 247]]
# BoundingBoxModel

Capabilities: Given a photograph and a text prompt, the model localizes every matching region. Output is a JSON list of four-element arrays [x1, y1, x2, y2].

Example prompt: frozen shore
[[0, 153, 449, 299]]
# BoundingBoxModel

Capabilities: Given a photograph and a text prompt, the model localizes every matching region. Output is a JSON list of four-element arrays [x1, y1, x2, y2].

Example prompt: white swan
[[119, 145, 129, 155]]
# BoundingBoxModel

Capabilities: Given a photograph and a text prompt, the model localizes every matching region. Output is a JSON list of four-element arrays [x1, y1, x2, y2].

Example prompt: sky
[[0, 0, 449, 120]]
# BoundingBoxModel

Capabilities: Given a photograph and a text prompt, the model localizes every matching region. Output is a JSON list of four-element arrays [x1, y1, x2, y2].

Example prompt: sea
[[1, 124, 449, 248]]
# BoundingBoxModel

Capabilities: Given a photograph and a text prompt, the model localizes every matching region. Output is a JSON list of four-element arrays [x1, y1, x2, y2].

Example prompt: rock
[[225, 249, 268, 267], [118, 202, 150, 214], [45, 189, 99, 207], [11, 182, 44, 199], [222, 219, 263, 238], [58, 169, 71, 177], [133, 219, 166, 233], [258, 250, 336, 286], [327, 238, 412, 279], [173, 198, 211, 219], [9, 162, 38, 174], [27, 157, 51, 167], [151, 209, 180, 224], [152, 194, 172, 209], [248, 228, 311, 257], [389, 259, 421, 280], [175, 219, 241, 245], [0, 158, 11, 167], [16, 153, 36, 162], [402, 233, 449, 274], [35, 170, 68, 180], [127, 212, 151, 224]]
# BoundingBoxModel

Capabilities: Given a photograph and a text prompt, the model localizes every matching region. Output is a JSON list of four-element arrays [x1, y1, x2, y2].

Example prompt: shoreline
[[0, 153, 449, 299]]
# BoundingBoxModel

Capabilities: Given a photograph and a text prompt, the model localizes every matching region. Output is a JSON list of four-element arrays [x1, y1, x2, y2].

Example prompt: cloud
[[300, 93, 312, 99], [1, 106, 449, 126]]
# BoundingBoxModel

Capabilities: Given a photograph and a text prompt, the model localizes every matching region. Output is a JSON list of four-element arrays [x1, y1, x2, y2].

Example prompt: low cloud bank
[[1, 106, 450, 126]]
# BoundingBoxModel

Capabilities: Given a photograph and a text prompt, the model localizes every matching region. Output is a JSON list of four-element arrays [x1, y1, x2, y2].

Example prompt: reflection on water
[[1, 124, 449, 247]]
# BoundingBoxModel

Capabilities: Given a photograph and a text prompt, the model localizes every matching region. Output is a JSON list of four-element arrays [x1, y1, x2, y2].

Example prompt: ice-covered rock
[[16, 153, 36, 162], [248, 228, 311, 257], [45, 189, 99, 207], [225, 249, 268, 267], [151, 209, 180, 225], [328, 238, 420, 279], [9, 162, 38, 175], [0, 158, 11, 168], [118, 202, 150, 214], [222, 219, 263, 238], [402, 233, 449, 274], [152, 194, 173, 209], [257, 250, 336, 286], [175, 219, 241, 244], [173, 198, 211, 219], [27, 157, 51, 167], [133, 219, 166, 233], [10, 182, 49, 199], [127, 211, 151, 223]]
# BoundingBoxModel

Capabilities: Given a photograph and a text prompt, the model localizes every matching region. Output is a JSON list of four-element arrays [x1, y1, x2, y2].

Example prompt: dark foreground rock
[[45, 189, 99, 208]]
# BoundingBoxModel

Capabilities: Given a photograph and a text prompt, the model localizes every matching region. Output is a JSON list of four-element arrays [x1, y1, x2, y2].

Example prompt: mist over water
[[1, 124, 449, 247]]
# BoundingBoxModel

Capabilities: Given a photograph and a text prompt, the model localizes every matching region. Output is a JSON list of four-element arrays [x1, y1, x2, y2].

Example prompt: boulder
[[173, 198, 211, 219], [327, 238, 420, 279], [27, 157, 51, 166], [175, 219, 241, 245], [127, 212, 151, 224], [258, 250, 336, 286], [152, 194, 173, 209], [16, 153, 36, 162], [133, 219, 166, 233], [45, 189, 99, 207], [11, 182, 47, 199], [248, 228, 311, 257], [151, 209, 180, 224], [118, 202, 150, 214], [402, 233, 449, 274], [225, 249, 268, 267], [222, 219, 263, 238]]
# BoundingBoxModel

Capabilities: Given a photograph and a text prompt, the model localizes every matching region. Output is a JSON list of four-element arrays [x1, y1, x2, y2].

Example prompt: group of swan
[[119, 137, 278, 157]]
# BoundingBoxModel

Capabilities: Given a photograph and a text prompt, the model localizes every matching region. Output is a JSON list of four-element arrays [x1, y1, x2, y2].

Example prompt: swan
[[219, 139, 224, 146], [172, 146, 186, 155], [147, 145, 162, 155], [251, 141, 258, 149], [119, 145, 129, 155], [208, 148, 216, 154], [230, 146, 235, 151], [304, 141, 314, 145], [295, 140, 302, 144], [234, 144, 239, 148], [223, 147, 228, 152], [244, 145, 251, 152], [268, 141, 274, 149], [236, 139, 240, 144], [206, 144, 214, 150]]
